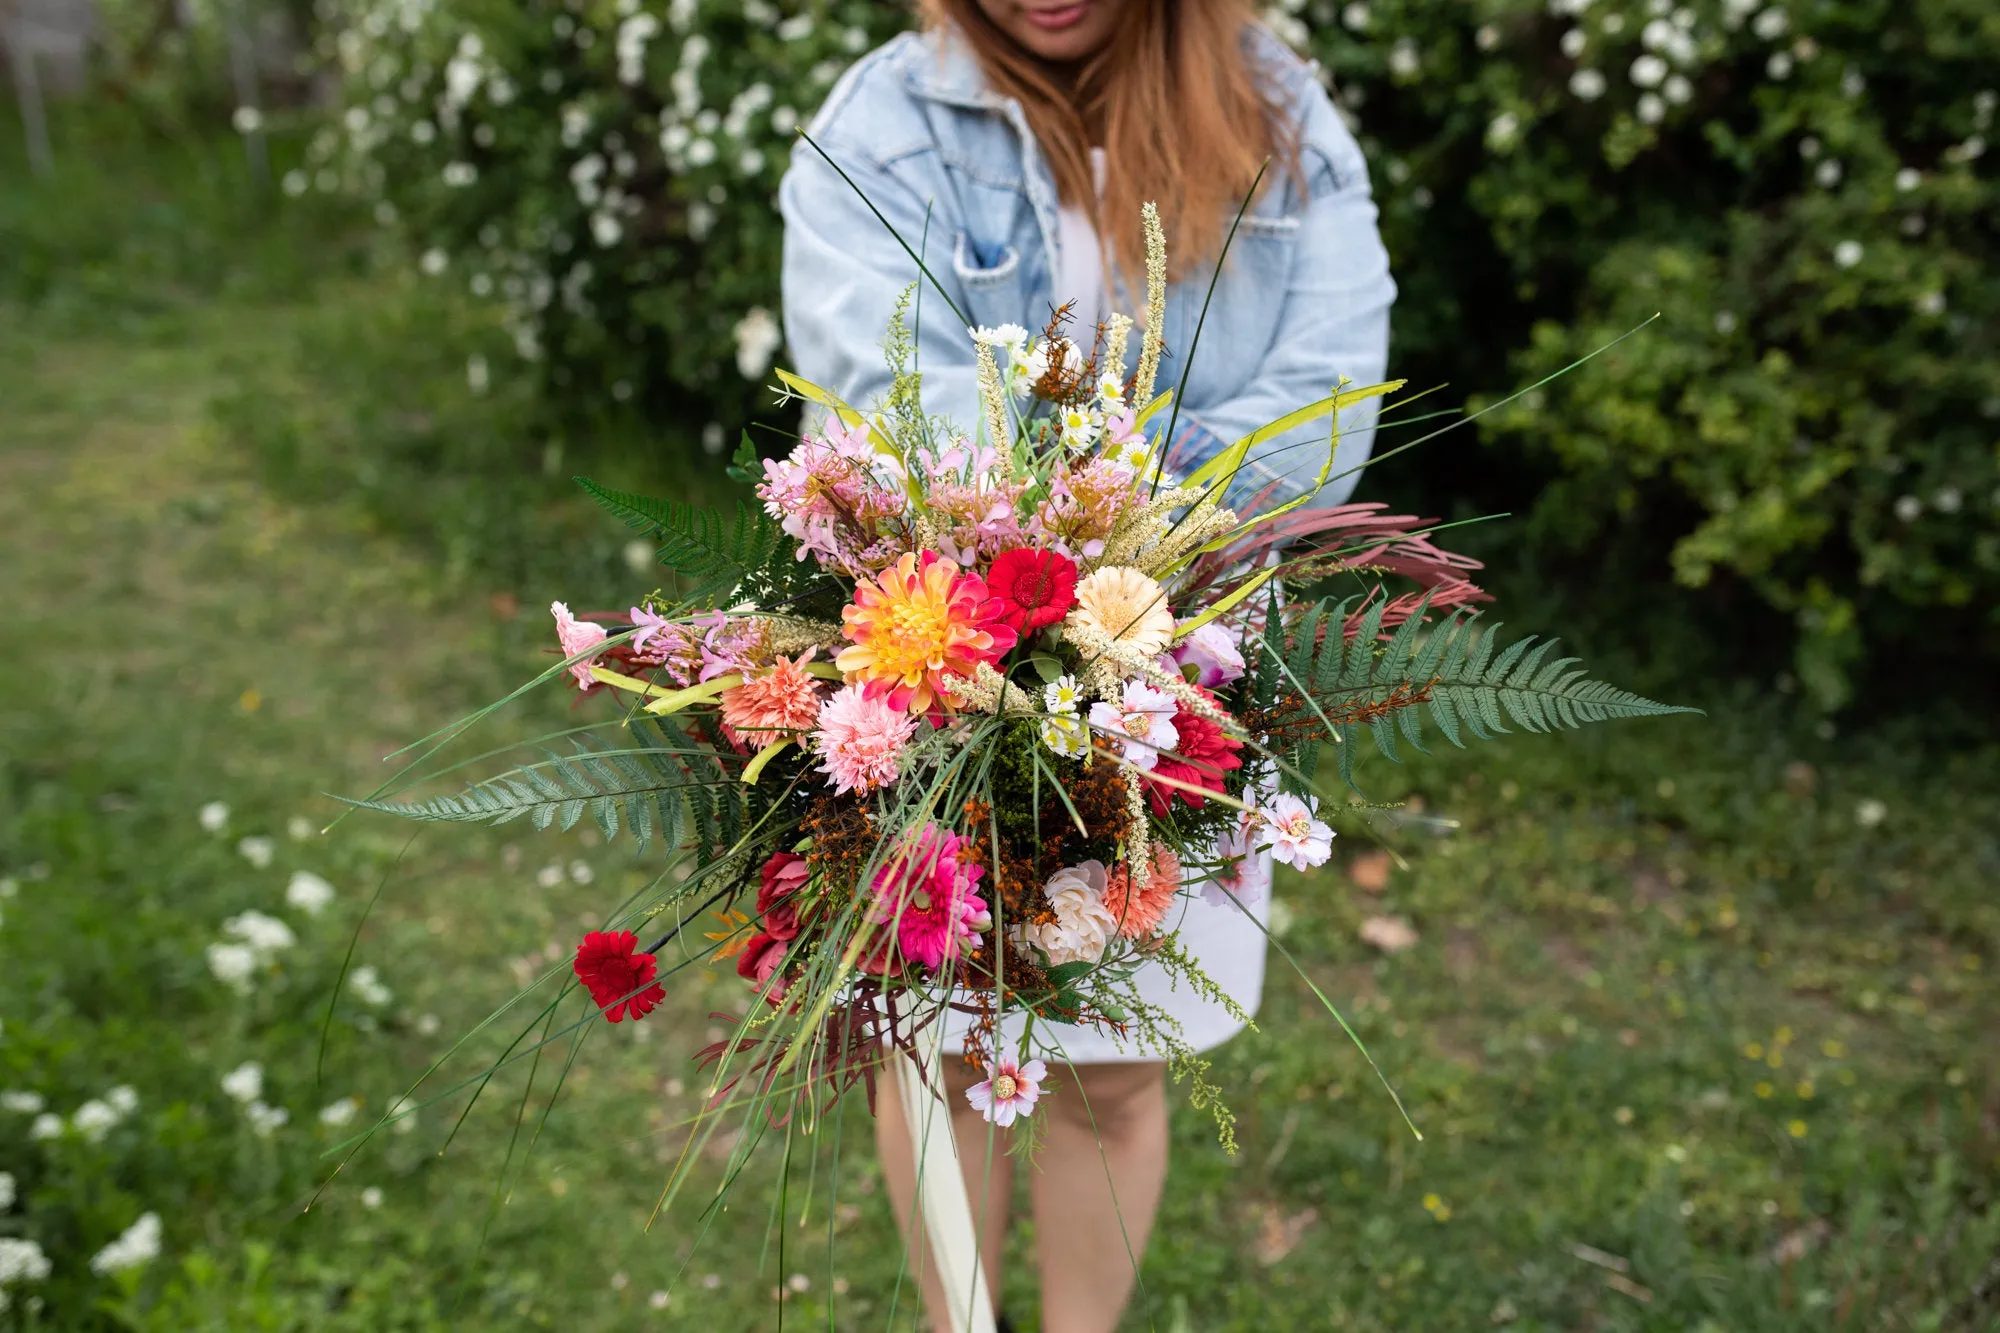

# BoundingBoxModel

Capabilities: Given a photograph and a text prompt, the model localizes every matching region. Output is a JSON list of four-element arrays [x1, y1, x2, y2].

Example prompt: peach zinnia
[[835, 552, 1017, 714]]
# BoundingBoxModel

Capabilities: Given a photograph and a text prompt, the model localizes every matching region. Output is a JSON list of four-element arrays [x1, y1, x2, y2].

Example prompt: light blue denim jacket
[[777, 24, 1395, 513]]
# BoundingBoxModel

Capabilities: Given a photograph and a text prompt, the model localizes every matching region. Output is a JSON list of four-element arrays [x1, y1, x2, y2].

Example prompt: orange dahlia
[[835, 552, 1017, 714], [718, 650, 825, 752], [1102, 846, 1181, 939]]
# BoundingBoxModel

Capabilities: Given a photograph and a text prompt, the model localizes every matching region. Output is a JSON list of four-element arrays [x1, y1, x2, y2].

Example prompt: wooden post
[[896, 1023, 997, 1333]]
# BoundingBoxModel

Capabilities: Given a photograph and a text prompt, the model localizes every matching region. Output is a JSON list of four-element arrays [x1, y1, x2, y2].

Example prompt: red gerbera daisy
[[984, 548, 1079, 636], [1145, 689, 1245, 816], [572, 930, 665, 1022]]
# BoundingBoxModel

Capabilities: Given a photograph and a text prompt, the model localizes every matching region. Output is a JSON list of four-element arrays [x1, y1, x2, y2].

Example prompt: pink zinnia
[[869, 824, 990, 971], [718, 650, 825, 751], [965, 1055, 1047, 1127], [551, 601, 608, 690], [810, 684, 918, 795]]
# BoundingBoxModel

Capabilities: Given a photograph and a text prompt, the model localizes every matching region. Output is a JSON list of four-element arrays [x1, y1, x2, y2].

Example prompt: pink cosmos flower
[[869, 824, 989, 970], [551, 601, 608, 690], [810, 684, 918, 795], [965, 1055, 1048, 1127], [1086, 681, 1180, 770], [1169, 622, 1246, 687], [1255, 792, 1336, 870]]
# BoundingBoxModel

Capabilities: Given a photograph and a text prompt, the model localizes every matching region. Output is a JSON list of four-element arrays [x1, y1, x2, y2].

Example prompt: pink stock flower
[[1087, 681, 1180, 770], [810, 684, 918, 794], [1255, 793, 1336, 870], [965, 1055, 1047, 1127], [551, 601, 608, 689], [755, 421, 906, 575], [869, 824, 989, 971]]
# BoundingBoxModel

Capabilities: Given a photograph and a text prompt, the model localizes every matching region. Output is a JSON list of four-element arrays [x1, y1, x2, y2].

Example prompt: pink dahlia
[[965, 1055, 1048, 1127], [810, 684, 918, 795], [719, 650, 825, 752], [551, 601, 608, 690], [869, 824, 990, 971]]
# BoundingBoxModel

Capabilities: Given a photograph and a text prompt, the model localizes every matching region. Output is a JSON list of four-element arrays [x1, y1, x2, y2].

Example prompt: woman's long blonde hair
[[918, 0, 1294, 288]]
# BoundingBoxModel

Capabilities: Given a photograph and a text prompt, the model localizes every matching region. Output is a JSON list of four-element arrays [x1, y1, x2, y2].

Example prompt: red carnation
[[758, 852, 809, 941], [1145, 691, 1245, 816], [736, 931, 787, 984], [984, 548, 1079, 636], [572, 930, 665, 1023]]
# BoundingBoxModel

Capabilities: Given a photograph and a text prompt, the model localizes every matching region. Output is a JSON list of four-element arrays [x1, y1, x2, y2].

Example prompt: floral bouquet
[[353, 203, 1688, 1202]]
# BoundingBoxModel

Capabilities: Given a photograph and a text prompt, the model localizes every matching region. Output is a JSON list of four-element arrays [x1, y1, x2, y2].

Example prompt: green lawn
[[2, 150, 1997, 1331]]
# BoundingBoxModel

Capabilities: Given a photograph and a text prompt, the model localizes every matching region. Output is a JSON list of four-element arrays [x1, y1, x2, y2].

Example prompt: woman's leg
[[1031, 1061, 1170, 1333], [875, 1056, 1017, 1333]]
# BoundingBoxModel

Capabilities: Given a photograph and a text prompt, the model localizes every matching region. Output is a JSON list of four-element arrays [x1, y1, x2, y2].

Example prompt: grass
[[2, 131, 1997, 1331]]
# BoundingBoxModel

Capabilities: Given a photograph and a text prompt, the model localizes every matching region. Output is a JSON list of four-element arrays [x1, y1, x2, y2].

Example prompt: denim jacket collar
[[901, 27, 1004, 111]]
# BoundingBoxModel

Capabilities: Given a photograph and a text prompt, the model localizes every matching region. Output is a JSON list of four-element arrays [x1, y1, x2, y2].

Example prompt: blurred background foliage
[[2, 0, 1997, 1327]]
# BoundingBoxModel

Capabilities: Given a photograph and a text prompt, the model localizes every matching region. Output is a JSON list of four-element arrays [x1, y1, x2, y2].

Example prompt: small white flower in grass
[[287, 816, 315, 841], [237, 836, 275, 869], [416, 1012, 441, 1036], [221, 1062, 264, 1105], [320, 1098, 360, 1128], [1088, 682, 1180, 771], [350, 966, 393, 1007], [1637, 93, 1666, 125], [419, 248, 449, 277], [1767, 51, 1793, 79], [1832, 239, 1863, 269], [0, 1172, 13, 1211], [466, 354, 490, 395], [0, 876, 15, 898], [1934, 487, 1962, 513], [1341, 1, 1368, 30], [536, 864, 564, 889], [1751, 6, 1787, 38], [360, 1186, 384, 1209], [199, 801, 230, 833], [72, 1099, 120, 1143], [246, 1101, 288, 1137], [207, 942, 258, 993], [1854, 798, 1887, 828], [105, 1086, 136, 1116], [569, 861, 594, 885], [965, 1056, 1047, 1127], [1569, 69, 1607, 100], [30, 1113, 63, 1141], [1714, 310, 1738, 334], [1487, 112, 1521, 150], [1477, 23, 1502, 50], [1664, 73, 1692, 104], [589, 211, 623, 247], [0, 1236, 51, 1285], [232, 106, 263, 135], [1560, 28, 1586, 57], [1254, 793, 1336, 870], [1815, 159, 1842, 187], [224, 911, 296, 957], [1387, 39, 1419, 78], [1895, 167, 1921, 191], [89, 1213, 161, 1275], [1, 1091, 45, 1114], [281, 169, 308, 197], [650, 1290, 672, 1309], [388, 1096, 419, 1134]]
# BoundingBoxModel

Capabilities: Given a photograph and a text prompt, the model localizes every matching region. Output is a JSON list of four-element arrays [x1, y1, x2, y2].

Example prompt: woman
[[778, 0, 1393, 1328]]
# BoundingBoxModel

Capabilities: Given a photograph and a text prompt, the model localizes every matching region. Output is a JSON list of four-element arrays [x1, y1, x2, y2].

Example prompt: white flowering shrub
[[1299, 0, 1998, 706], [324, 0, 1996, 701], [318, 0, 902, 438]]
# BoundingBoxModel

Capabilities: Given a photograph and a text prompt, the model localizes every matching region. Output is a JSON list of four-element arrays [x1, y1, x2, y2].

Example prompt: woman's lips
[[1020, 1, 1091, 31]]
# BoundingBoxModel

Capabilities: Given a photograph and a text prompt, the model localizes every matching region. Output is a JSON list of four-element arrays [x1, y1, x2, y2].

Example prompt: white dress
[[942, 155, 1275, 1064]]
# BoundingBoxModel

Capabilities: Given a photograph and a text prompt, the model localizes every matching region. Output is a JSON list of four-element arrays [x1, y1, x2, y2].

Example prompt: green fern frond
[[575, 477, 790, 603], [1260, 599, 1698, 792]]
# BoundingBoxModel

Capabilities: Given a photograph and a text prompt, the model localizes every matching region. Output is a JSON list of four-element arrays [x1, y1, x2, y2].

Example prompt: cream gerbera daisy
[[1067, 566, 1176, 656]]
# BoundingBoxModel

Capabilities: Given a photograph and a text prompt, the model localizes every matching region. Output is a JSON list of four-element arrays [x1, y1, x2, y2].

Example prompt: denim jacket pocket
[[952, 231, 1031, 330]]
